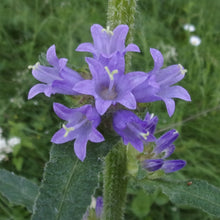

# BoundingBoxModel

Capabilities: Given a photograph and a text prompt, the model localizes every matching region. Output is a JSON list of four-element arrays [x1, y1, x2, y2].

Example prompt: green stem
[[107, 0, 138, 71], [102, 142, 127, 220]]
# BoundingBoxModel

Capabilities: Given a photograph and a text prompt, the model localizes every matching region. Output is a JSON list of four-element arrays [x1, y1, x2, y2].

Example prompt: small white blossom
[[90, 196, 96, 209], [0, 139, 7, 149], [0, 154, 6, 162], [0, 128, 21, 163], [183, 24, 195, 32], [189, 36, 201, 46], [8, 137, 21, 147]]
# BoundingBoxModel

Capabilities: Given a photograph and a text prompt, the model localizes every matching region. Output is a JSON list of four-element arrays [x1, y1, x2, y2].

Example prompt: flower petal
[[126, 71, 148, 90], [73, 80, 94, 95], [157, 65, 185, 86], [117, 92, 136, 110], [107, 52, 125, 74], [95, 197, 103, 218], [58, 58, 68, 72], [161, 85, 191, 101], [85, 57, 108, 82], [161, 160, 186, 173], [53, 103, 83, 124], [154, 129, 179, 155], [161, 144, 176, 159], [52, 80, 79, 95], [32, 65, 60, 83], [142, 159, 164, 172], [76, 42, 96, 54], [46, 45, 59, 67], [28, 84, 48, 99], [150, 48, 164, 70], [132, 75, 160, 103], [51, 127, 76, 144], [74, 135, 88, 161], [130, 138, 144, 152], [91, 24, 105, 53], [111, 24, 129, 52], [95, 98, 112, 115], [89, 128, 104, 143], [162, 97, 175, 117], [125, 43, 140, 53]]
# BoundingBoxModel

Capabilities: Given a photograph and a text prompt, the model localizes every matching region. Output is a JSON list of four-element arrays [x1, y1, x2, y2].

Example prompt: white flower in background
[[0, 154, 6, 162], [8, 137, 21, 147], [183, 24, 195, 32], [10, 97, 24, 108], [190, 36, 202, 46], [0, 139, 7, 149], [0, 127, 21, 162]]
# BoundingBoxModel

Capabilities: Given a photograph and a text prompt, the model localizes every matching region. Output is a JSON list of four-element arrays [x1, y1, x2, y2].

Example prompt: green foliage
[[0, 169, 38, 212], [131, 189, 153, 218], [32, 136, 117, 220], [139, 179, 220, 217]]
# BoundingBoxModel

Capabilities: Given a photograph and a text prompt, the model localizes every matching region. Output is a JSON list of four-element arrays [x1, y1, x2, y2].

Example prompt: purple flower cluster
[[28, 24, 190, 171], [142, 129, 186, 173]]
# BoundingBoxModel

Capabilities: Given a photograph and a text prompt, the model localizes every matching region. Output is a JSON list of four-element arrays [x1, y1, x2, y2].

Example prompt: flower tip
[[149, 48, 157, 54], [50, 134, 59, 144], [91, 24, 103, 33], [27, 94, 33, 100], [50, 44, 56, 49], [85, 56, 93, 64], [149, 48, 161, 54], [47, 44, 56, 54], [167, 108, 175, 117], [117, 24, 129, 32], [53, 102, 60, 110], [46, 44, 59, 66], [162, 160, 187, 173], [187, 95, 192, 102], [149, 48, 164, 68], [76, 152, 86, 162], [27, 87, 37, 100], [173, 130, 178, 135], [79, 157, 85, 162]]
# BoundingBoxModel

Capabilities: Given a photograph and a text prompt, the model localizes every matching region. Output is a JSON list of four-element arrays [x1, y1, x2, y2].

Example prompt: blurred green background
[[0, 0, 219, 219]]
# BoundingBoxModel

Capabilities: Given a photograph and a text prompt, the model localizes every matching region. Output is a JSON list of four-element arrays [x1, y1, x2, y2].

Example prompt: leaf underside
[[0, 169, 38, 212], [32, 136, 118, 220], [140, 178, 220, 217]]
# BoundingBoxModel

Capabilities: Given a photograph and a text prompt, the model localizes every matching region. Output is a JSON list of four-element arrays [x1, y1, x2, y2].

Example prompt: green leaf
[[131, 190, 153, 218], [0, 169, 38, 212], [139, 179, 220, 217], [154, 191, 169, 206], [32, 137, 118, 220]]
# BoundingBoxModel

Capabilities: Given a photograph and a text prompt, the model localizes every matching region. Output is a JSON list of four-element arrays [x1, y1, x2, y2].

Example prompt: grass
[[0, 0, 220, 219]]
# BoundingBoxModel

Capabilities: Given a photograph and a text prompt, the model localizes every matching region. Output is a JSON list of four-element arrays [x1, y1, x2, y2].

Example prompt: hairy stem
[[102, 1, 138, 219], [102, 142, 127, 220]]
